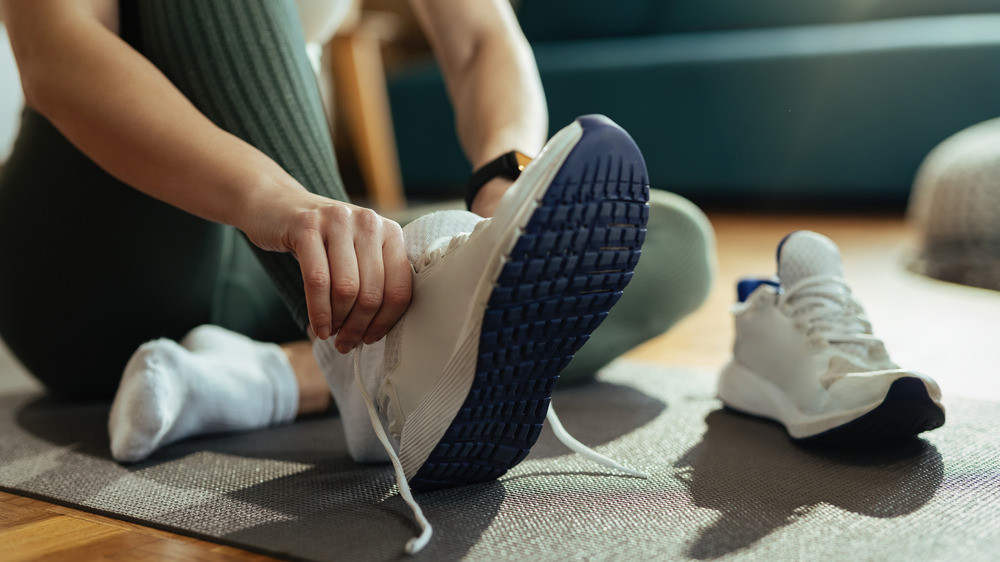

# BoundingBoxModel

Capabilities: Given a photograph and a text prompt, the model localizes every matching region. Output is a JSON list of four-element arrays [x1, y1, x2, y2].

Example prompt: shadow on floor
[[674, 409, 943, 560]]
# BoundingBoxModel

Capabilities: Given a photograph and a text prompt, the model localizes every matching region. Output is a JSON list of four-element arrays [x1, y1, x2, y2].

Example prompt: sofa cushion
[[517, 0, 1000, 40], [389, 14, 1000, 205]]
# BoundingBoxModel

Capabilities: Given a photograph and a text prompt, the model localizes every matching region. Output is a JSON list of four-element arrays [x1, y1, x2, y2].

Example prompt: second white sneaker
[[719, 231, 945, 442]]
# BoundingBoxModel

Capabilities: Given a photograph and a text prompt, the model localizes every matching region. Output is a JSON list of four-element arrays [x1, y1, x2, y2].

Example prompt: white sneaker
[[719, 231, 945, 442], [315, 115, 649, 552]]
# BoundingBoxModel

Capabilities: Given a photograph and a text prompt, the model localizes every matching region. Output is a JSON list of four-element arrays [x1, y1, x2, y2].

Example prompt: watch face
[[514, 151, 533, 172]]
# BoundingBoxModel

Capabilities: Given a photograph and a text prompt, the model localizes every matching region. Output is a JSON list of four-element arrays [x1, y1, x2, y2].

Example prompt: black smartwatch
[[465, 150, 532, 210]]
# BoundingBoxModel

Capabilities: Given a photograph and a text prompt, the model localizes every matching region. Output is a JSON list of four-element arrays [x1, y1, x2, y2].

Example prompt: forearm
[[4, 0, 310, 233], [447, 30, 548, 169], [411, 0, 548, 169]]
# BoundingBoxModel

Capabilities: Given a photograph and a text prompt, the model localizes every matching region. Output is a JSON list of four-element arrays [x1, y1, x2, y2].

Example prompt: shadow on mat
[[13, 393, 500, 560], [674, 409, 944, 560], [16, 395, 113, 460], [222, 473, 506, 561], [212, 381, 661, 560], [526, 380, 666, 461], [14, 393, 348, 467], [10, 381, 662, 560]]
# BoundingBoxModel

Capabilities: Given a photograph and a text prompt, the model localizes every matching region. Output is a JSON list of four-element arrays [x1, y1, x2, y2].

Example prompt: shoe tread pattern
[[409, 117, 649, 491]]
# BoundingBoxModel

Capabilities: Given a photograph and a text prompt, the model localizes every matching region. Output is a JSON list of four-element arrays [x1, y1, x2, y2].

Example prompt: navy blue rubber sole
[[409, 116, 650, 491], [798, 377, 945, 443], [723, 377, 946, 444]]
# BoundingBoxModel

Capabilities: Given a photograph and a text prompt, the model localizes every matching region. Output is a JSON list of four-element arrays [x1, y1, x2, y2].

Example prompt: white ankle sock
[[108, 325, 299, 462]]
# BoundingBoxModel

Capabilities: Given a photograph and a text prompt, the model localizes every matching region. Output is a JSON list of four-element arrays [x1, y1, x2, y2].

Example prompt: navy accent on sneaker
[[408, 115, 650, 491], [776, 230, 805, 265], [798, 377, 946, 443], [736, 278, 780, 302]]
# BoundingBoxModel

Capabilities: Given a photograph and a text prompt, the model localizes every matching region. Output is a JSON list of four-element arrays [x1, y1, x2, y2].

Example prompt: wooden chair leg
[[330, 26, 406, 212]]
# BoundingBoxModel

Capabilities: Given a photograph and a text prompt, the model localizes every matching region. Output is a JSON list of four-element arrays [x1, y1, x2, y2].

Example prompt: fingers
[[293, 204, 356, 342], [334, 210, 383, 353], [364, 222, 412, 344], [326, 224, 361, 345], [332, 211, 412, 354], [292, 203, 411, 352], [296, 228, 335, 340]]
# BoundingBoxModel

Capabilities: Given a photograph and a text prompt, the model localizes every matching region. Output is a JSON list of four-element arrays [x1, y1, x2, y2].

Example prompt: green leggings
[[0, 0, 340, 397]]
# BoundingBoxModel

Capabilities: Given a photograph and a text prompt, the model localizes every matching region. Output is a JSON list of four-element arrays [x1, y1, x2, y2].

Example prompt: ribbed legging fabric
[[133, 0, 347, 329], [0, 0, 342, 397]]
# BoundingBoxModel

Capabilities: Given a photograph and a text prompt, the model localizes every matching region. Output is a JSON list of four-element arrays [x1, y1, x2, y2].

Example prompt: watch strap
[[465, 151, 532, 211]]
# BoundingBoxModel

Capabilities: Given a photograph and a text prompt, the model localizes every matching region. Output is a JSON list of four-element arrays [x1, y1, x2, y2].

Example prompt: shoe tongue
[[400, 210, 484, 265], [776, 231, 843, 287]]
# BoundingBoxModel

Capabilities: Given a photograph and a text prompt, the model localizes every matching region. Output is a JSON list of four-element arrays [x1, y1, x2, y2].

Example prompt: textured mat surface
[[1, 362, 998, 561]]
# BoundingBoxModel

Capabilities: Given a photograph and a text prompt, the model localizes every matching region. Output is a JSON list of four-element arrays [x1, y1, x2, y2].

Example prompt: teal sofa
[[387, 1, 1000, 207]]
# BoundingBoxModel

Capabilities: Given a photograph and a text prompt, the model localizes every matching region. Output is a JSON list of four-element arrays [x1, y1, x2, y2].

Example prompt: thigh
[[130, 0, 352, 331], [0, 110, 225, 398], [211, 226, 304, 345]]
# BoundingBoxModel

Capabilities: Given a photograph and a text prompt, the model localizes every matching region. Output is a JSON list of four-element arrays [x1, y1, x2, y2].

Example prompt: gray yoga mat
[[1, 361, 998, 561]]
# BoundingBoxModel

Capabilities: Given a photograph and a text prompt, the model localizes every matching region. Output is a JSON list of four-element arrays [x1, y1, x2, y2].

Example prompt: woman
[[0, 0, 711, 485]]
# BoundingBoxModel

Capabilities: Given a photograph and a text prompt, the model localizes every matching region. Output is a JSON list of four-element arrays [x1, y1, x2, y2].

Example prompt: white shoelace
[[353, 344, 648, 555], [779, 274, 882, 350], [353, 348, 432, 555], [545, 408, 650, 478]]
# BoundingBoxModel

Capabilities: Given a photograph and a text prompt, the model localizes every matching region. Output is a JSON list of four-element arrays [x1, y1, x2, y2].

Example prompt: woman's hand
[[244, 192, 412, 353]]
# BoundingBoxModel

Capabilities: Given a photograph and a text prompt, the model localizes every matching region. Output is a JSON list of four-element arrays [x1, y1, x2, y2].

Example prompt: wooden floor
[[3, 212, 998, 561]]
